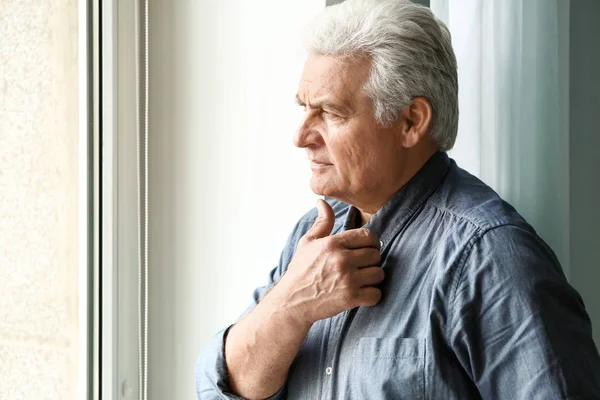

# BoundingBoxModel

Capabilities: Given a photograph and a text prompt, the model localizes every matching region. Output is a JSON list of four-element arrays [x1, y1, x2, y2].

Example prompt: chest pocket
[[349, 337, 425, 400]]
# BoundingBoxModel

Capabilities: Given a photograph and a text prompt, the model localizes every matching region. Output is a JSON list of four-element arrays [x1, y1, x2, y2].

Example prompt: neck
[[356, 147, 438, 225]]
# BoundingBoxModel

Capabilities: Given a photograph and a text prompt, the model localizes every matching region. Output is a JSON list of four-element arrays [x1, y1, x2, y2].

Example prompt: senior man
[[196, 0, 600, 399]]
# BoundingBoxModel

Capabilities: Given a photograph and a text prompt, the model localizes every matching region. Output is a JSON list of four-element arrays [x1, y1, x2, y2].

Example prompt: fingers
[[354, 266, 385, 287], [356, 286, 383, 307], [341, 247, 381, 268], [303, 199, 335, 241], [334, 228, 380, 250]]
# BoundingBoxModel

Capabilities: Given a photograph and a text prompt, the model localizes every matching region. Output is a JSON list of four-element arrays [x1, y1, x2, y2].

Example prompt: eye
[[322, 109, 339, 119]]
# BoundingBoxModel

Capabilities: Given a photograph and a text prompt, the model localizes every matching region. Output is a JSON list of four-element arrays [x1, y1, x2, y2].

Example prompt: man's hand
[[273, 199, 384, 325], [224, 199, 384, 400]]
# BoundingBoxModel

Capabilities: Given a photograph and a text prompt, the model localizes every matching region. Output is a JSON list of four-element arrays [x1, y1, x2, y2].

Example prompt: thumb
[[304, 199, 335, 241]]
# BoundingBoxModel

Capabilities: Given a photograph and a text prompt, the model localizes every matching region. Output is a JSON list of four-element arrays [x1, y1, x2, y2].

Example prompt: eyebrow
[[295, 94, 349, 115]]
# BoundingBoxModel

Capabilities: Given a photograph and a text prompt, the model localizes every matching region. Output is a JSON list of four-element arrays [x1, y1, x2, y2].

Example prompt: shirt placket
[[319, 213, 367, 398], [321, 309, 350, 399]]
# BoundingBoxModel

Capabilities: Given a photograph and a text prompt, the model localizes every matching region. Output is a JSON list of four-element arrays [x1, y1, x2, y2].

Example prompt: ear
[[397, 97, 432, 148]]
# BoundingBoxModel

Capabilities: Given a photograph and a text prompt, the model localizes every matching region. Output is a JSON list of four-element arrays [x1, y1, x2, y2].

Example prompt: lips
[[310, 160, 332, 172], [309, 159, 332, 165]]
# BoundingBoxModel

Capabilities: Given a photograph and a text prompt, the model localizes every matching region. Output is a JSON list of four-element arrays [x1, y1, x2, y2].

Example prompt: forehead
[[298, 53, 371, 102]]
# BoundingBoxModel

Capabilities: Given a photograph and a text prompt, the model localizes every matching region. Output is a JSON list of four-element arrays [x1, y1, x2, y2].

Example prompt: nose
[[294, 114, 322, 148]]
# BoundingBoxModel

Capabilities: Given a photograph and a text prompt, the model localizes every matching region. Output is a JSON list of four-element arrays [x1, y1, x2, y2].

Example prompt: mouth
[[310, 161, 333, 170]]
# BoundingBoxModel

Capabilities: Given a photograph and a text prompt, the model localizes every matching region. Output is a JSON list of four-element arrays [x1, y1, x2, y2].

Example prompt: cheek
[[337, 136, 397, 184], [328, 139, 359, 177], [324, 120, 393, 175], [341, 136, 380, 172]]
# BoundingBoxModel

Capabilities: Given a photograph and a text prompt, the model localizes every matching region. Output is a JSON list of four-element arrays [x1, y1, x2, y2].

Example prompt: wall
[[148, 1, 324, 399], [569, 0, 600, 349], [0, 0, 79, 399]]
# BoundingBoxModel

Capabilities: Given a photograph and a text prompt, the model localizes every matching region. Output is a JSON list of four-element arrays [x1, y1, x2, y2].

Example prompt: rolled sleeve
[[195, 325, 286, 400], [194, 216, 313, 399]]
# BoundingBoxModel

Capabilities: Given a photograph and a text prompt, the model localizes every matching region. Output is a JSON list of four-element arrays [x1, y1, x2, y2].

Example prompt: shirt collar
[[341, 151, 451, 253]]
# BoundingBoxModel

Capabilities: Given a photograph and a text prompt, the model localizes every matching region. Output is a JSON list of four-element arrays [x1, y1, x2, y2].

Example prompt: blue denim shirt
[[196, 152, 600, 399]]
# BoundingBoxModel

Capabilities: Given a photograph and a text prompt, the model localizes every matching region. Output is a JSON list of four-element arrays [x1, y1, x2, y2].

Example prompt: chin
[[310, 176, 339, 198]]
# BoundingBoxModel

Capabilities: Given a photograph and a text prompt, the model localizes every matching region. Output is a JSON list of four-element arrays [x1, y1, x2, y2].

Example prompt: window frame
[[100, 0, 142, 399]]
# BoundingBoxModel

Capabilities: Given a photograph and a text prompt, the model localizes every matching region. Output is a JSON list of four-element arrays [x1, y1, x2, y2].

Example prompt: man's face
[[295, 53, 406, 205]]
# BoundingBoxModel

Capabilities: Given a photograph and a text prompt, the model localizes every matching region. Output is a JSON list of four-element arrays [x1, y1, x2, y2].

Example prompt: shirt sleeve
[[449, 224, 600, 400], [194, 219, 312, 399], [194, 264, 288, 400]]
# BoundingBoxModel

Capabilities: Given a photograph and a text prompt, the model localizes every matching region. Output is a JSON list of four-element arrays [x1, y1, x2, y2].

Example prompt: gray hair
[[305, 0, 459, 151]]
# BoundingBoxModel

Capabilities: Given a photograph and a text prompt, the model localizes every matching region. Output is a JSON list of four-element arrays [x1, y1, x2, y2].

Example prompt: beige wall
[[0, 0, 79, 399]]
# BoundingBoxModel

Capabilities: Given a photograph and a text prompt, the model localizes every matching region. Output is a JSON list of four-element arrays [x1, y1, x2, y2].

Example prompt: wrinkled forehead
[[297, 53, 372, 104]]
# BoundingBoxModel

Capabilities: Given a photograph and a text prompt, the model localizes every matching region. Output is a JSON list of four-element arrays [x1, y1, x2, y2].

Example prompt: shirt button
[[325, 366, 332, 375], [379, 240, 384, 249]]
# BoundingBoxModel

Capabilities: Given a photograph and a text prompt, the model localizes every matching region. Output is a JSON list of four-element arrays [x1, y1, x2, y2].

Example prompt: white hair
[[305, 0, 459, 151]]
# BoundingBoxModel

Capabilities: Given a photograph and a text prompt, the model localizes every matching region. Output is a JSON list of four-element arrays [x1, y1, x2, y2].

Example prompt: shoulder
[[467, 224, 564, 279], [429, 160, 531, 233], [428, 160, 567, 286]]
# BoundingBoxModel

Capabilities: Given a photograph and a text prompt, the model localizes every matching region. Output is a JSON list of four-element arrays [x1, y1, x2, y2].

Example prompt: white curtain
[[430, 0, 570, 274]]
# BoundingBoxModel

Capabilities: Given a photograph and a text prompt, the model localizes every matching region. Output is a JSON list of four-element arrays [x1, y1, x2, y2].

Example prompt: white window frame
[[101, 0, 141, 399]]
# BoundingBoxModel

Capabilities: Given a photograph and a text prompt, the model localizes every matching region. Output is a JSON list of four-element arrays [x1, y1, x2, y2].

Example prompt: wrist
[[262, 279, 313, 332]]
